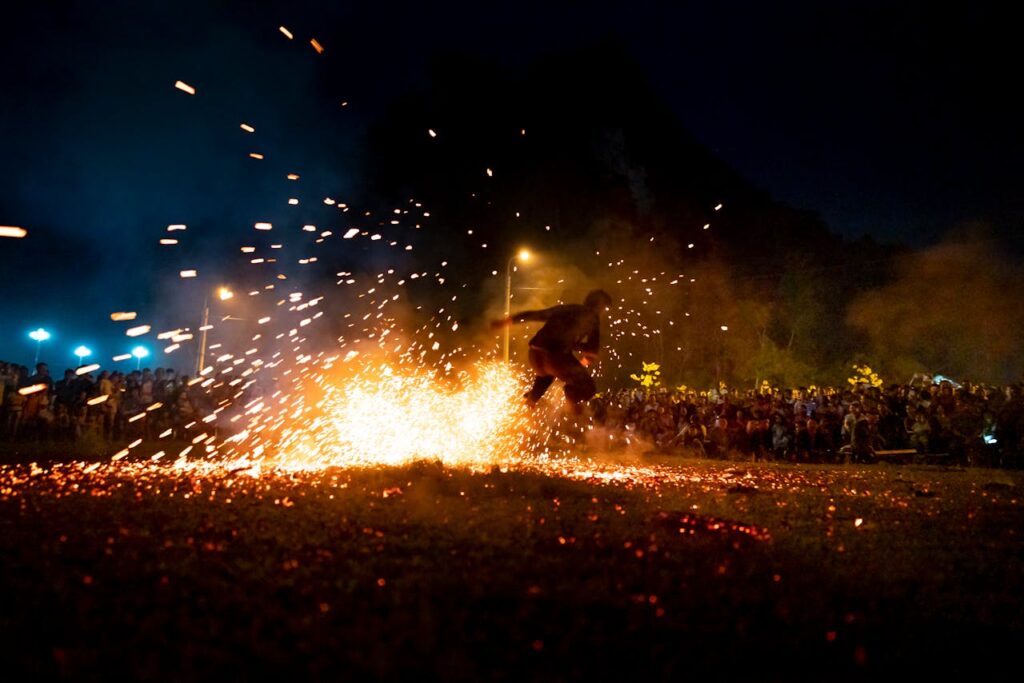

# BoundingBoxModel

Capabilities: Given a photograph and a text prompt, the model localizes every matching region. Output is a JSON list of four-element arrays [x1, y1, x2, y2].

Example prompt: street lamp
[[132, 345, 149, 370], [503, 248, 532, 363], [28, 328, 51, 365], [73, 345, 92, 367], [716, 325, 729, 386], [196, 286, 233, 374]]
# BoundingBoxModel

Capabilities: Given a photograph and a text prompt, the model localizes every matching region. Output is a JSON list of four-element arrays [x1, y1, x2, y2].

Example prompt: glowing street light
[[28, 328, 51, 365], [73, 345, 92, 367], [132, 345, 149, 370], [197, 285, 234, 374], [503, 248, 532, 363]]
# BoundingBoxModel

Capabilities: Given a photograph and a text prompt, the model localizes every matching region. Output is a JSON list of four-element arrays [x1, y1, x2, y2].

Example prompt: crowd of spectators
[[5, 357, 1024, 468], [591, 379, 1023, 467], [1, 360, 210, 443]]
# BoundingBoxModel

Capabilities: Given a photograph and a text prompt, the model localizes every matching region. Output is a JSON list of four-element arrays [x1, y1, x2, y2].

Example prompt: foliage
[[848, 237, 1024, 383], [629, 361, 661, 388], [847, 364, 883, 388]]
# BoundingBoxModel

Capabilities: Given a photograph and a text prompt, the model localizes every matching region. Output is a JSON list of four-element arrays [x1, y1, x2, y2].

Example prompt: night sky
[[1, 0, 1018, 364]]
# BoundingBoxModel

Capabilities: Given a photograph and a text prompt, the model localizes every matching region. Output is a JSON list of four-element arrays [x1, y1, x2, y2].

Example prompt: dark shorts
[[526, 347, 596, 405]]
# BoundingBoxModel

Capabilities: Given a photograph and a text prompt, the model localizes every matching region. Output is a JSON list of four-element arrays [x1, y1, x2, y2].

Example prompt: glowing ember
[[110, 311, 137, 321], [0, 225, 27, 238], [173, 80, 196, 95]]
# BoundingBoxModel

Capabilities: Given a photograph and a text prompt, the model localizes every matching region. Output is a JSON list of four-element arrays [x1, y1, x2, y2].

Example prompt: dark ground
[[1, 452, 1021, 680]]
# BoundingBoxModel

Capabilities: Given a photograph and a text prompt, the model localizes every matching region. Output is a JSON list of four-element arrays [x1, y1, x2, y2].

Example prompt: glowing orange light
[[18, 383, 46, 396], [0, 226, 27, 238], [174, 80, 196, 95]]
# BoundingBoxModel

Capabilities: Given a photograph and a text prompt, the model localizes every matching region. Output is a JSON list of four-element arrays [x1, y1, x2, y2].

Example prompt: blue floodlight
[[29, 328, 52, 365], [73, 345, 92, 365], [132, 345, 150, 369]]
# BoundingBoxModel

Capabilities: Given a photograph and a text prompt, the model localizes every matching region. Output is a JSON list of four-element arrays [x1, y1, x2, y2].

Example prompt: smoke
[[848, 231, 1024, 383]]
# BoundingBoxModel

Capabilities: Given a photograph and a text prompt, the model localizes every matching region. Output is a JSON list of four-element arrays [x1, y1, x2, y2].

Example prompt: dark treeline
[[345, 42, 1022, 387]]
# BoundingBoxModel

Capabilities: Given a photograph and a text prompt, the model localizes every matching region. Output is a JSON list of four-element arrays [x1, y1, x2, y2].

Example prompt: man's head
[[583, 289, 613, 311]]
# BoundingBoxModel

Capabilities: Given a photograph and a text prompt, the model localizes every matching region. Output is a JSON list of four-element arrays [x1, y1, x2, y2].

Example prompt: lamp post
[[73, 345, 92, 368], [28, 328, 50, 365], [716, 325, 728, 386], [132, 346, 149, 371], [196, 286, 233, 375], [503, 248, 531, 363]]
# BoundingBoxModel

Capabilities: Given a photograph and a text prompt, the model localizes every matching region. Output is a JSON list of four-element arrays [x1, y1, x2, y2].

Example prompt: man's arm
[[490, 306, 557, 330]]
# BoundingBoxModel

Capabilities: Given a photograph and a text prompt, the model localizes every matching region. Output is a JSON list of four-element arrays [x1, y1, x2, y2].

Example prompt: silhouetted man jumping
[[492, 289, 613, 414]]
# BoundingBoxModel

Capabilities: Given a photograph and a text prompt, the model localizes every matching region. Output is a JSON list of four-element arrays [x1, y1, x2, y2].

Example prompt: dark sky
[[1, 0, 1019, 364]]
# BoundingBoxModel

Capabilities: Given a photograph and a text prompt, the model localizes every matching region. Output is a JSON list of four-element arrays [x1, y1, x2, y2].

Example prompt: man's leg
[[556, 354, 597, 414], [526, 375, 556, 405], [525, 348, 556, 406]]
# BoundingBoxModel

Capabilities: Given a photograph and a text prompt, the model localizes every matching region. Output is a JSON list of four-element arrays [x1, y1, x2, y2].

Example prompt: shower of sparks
[[55, 17, 730, 479], [223, 359, 538, 470]]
